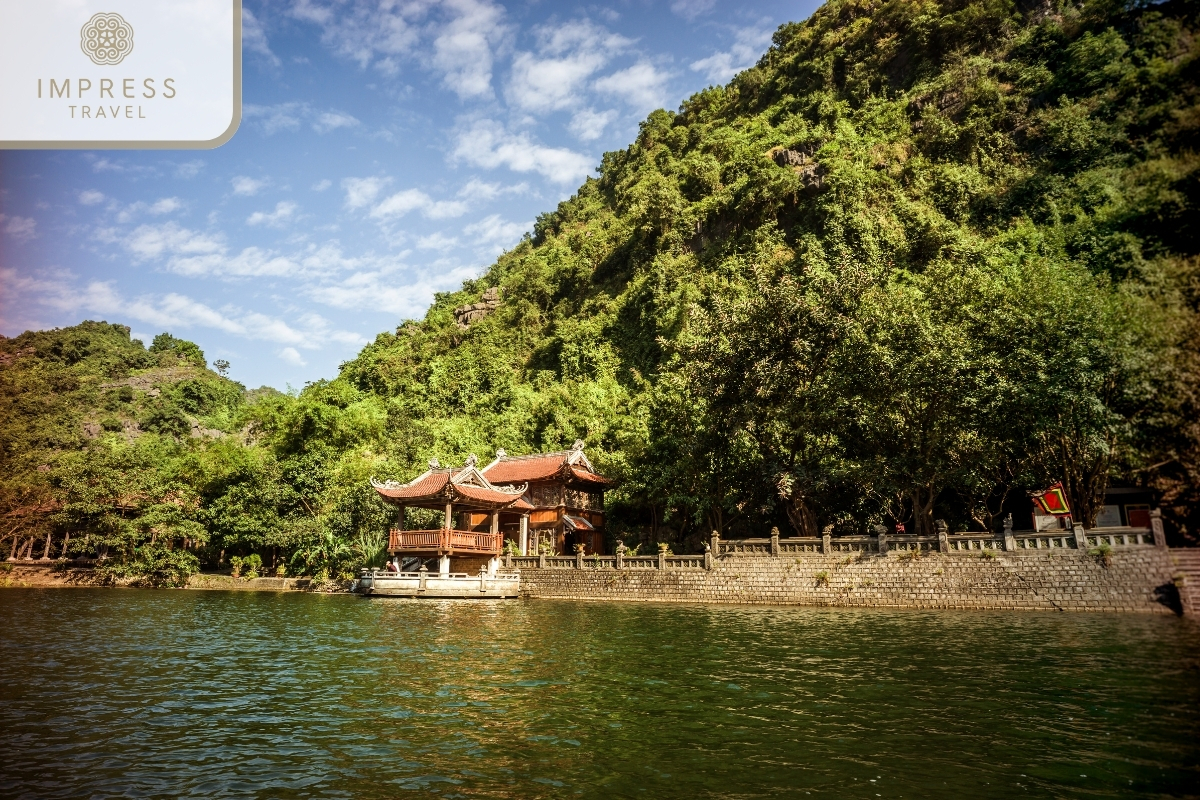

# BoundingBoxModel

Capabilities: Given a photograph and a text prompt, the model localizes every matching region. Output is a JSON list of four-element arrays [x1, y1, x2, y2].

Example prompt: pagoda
[[371, 441, 610, 574]]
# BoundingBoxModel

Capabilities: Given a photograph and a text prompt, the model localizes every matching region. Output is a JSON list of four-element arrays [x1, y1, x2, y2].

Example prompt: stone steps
[[1168, 549, 1200, 614]]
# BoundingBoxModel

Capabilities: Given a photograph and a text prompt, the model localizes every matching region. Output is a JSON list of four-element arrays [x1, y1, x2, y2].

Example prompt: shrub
[[815, 570, 830, 586], [99, 547, 199, 587], [1088, 542, 1114, 567]]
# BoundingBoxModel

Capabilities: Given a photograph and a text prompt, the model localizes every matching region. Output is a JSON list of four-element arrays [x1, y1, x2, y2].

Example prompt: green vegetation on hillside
[[2, 0, 1197, 580]]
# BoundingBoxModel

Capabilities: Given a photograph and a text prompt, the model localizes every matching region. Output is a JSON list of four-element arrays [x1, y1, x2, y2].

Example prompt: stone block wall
[[517, 549, 1180, 613]]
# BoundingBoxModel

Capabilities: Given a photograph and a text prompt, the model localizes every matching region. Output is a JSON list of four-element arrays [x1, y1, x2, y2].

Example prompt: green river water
[[0, 589, 1197, 799]]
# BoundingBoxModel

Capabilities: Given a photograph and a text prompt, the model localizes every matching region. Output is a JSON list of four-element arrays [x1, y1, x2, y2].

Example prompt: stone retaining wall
[[186, 574, 313, 591], [518, 549, 1181, 613]]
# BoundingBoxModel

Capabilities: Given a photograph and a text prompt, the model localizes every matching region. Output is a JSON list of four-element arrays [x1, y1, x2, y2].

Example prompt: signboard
[[0, 1, 241, 148]]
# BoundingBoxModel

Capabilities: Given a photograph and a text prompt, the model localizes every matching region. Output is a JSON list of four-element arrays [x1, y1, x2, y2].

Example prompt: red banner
[[1031, 482, 1072, 517]]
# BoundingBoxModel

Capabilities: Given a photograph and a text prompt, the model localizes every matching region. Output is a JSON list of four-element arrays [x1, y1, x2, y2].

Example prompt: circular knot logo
[[80, 13, 134, 66]]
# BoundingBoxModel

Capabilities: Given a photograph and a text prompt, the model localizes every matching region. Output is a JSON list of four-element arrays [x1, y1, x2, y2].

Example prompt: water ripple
[[0, 591, 1197, 798]]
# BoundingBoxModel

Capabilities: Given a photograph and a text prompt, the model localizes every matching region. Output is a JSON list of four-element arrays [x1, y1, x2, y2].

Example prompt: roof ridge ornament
[[571, 439, 585, 452], [428, 457, 440, 470], [465, 453, 478, 468], [370, 476, 403, 489], [496, 447, 507, 459]]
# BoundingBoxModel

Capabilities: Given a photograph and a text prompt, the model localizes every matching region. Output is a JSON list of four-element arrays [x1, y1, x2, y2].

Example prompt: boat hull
[[358, 571, 520, 599]]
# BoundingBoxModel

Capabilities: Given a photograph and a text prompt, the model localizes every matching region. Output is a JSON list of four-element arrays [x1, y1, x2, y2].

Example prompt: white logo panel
[[0, 0, 241, 148]]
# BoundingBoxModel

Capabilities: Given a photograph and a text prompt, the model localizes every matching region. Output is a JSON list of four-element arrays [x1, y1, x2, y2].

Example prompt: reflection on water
[[0, 590, 1198, 798]]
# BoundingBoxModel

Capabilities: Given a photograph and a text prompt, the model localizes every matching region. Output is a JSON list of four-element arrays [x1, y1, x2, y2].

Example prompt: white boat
[[357, 567, 520, 598]]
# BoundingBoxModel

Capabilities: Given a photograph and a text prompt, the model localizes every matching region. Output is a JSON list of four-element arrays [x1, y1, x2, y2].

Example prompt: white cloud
[[312, 179, 332, 192], [10, 274, 323, 347], [595, 61, 671, 112], [506, 20, 631, 113], [247, 201, 298, 228], [169, 248, 299, 278], [243, 102, 306, 135], [0, 215, 36, 241], [342, 176, 391, 210], [174, 160, 204, 179], [370, 189, 468, 221], [457, 178, 528, 200], [279, 347, 307, 366], [417, 232, 459, 251], [232, 176, 268, 196], [124, 222, 224, 261], [289, 0, 509, 97], [569, 108, 617, 141], [242, 8, 281, 66], [306, 261, 478, 317], [464, 214, 529, 253], [670, 0, 716, 20], [150, 197, 183, 215], [290, 0, 421, 69], [690, 26, 773, 83], [452, 119, 593, 184], [313, 111, 360, 133], [78, 190, 106, 206], [432, 0, 509, 99], [369, 189, 429, 219]]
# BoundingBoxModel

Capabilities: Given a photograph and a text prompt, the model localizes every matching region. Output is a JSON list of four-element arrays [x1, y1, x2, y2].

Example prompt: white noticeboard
[[1095, 505, 1122, 528], [0, 0, 241, 148]]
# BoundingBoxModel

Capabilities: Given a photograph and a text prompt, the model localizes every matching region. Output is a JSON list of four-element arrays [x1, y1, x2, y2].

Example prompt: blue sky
[[0, 0, 819, 390]]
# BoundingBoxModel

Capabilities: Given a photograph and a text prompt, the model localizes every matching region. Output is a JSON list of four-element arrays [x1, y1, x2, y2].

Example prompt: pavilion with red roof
[[371, 441, 610, 572]]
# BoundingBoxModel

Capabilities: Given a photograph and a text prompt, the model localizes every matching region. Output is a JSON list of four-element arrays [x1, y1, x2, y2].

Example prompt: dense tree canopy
[[2, 0, 1197, 581]]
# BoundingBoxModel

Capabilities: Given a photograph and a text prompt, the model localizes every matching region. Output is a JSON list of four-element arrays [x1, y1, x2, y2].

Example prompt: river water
[[0, 590, 1197, 799]]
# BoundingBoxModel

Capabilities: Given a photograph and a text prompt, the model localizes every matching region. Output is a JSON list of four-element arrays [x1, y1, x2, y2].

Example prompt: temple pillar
[[438, 554, 450, 577], [444, 501, 453, 530], [396, 505, 405, 531], [520, 514, 529, 555]]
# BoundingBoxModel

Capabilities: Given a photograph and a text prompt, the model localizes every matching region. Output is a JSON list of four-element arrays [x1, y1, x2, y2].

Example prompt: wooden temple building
[[371, 441, 610, 574]]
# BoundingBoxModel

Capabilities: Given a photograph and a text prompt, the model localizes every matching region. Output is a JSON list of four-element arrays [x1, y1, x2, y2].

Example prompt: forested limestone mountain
[[3, 0, 1197, 582]]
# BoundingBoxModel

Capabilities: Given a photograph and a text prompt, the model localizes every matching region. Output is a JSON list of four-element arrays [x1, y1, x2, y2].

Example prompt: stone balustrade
[[503, 523, 1161, 575]]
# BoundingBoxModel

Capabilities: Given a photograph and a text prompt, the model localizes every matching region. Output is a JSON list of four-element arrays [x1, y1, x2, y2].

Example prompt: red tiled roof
[[374, 471, 450, 500], [482, 455, 568, 483], [374, 470, 530, 510], [569, 467, 610, 486], [454, 483, 528, 507]]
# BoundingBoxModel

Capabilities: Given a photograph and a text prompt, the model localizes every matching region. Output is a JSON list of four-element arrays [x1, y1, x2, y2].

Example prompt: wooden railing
[[387, 528, 502, 554]]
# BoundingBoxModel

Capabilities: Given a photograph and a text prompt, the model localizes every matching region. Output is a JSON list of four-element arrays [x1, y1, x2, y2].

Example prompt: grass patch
[[1088, 542, 1114, 567]]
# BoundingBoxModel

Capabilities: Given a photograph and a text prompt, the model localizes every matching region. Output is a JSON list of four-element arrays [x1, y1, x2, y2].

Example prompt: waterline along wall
[[511, 523, 1187, 614]]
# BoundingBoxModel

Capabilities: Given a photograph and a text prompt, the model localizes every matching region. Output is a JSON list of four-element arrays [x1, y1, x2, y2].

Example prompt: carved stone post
[[704, 542, 713, 570], [821, 524, 833, 555], [1150, 508, 1166, 548], [770, 527, 780, 556], [575, 543, 585, 570], [1002, 513, 1017, 552], [1072, 523, 1089, 550], [658, 542, 668, 570], [874, 524, 888, 555], [538, 546, 546, 569], [936, 519, 950, 553], [616, 542, 626, 570], [711, 530, 720, 559], [418, 564, 428, 593]]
